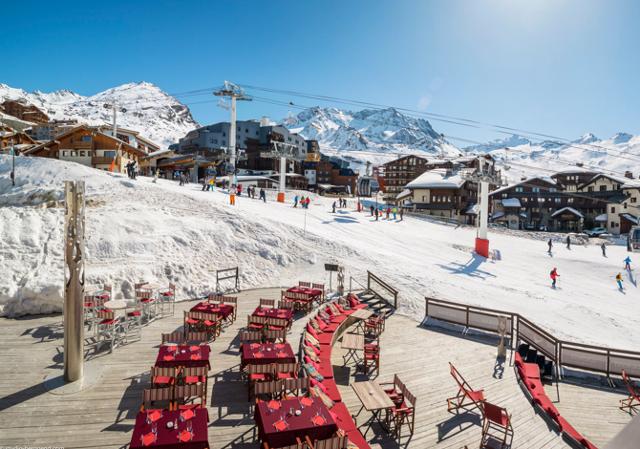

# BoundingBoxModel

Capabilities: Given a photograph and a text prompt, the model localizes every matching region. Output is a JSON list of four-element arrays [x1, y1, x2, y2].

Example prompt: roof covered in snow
[[621, 213, 639, 224], [595, 213, 608, 222], [396, 188, 412, 200], [551, 207, 584, 219], [406, 168, 466, 189], [490, 176, 557, 196]]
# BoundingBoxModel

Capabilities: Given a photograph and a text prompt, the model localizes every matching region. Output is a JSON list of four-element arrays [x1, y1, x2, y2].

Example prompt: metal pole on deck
[[64, 181, 85, 382]]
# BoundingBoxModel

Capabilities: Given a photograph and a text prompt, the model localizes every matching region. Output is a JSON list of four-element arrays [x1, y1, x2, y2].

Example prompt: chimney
[[624, 170, 633, 179]]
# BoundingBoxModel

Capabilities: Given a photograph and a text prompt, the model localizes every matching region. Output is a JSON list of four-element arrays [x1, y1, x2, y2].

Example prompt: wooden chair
[[141, 387, 173, 411], [246, 363, 276, 384], [281, 376, 310, 398], [305, 434, 348, 449], [161, 331, 186, 345], [199, 311, 222, 339], [158, 282, 176, 316], [446, 362, 485, 414], [248, 315, 268, 331], [184, 311, 202, 333], [267, 317, 289, 331], [390, 386, 416, 438], [263, 440, 304, 449], [181, 366, 208, 395], [264, 329, 287, 343], [480, 402, 513, 449], [380, 374, 405, 406], [223, 296, 238, 321], [620, 369, 640, 414], [312, 283, 325, 303], [240, 330, 264, 346], [259, 298, 275, 308], [174, 383, 206, 409], [207, 293, 222, 304], [299, 281, 311, 288], [185, 332, 210, 344], [150, 366, 177, 389], [136, 287, 157, 322], [275, 362, 300, 380], [95, 309, 123, 353], [252, 380, 279, 401], [361, 341, 380, 375], [278, 299, 295, 310]]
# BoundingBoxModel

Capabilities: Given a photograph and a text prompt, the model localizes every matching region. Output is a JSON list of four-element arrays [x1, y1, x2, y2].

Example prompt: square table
[[255, 397, 337, 448], [241, 342, 296, 367], [341, 333, 364, 366], [155, 345, 211, 369], [287, 286, 322, 300], [349, 309, 374, 333], [190, 302, 234, 320], [252, 306, 293, 324], [352, 380, 395, 436], [130, 408, 209, 449]]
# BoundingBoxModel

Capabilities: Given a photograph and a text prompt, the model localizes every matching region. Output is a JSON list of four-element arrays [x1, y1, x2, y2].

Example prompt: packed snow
[[2, 155, 639, 352]]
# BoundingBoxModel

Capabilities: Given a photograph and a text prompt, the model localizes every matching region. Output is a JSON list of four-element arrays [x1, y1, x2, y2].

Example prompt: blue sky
[[2, 0, 639, 144]]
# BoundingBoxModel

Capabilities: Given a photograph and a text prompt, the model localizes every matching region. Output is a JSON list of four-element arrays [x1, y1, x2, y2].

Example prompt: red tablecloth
[[241, 343, 296, 367], [255, 397, 337, 448], [155, 345, 211, 369], [252, 306, 293, 323], [130, 408, 209, 449], [190, 302, 234, 319]]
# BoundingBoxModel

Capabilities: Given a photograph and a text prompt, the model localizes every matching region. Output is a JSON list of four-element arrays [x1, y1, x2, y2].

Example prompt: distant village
[[2, 98, 639, 236]]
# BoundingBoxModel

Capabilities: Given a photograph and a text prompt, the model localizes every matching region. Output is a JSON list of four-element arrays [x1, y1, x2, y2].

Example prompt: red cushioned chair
[[446, 362, 485, 414], [480, 402, 513, 449]]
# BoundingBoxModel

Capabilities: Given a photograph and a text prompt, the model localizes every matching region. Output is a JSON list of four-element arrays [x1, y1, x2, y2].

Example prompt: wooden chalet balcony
[[91, 156, 114, 165], [68, 141, 92, 149]]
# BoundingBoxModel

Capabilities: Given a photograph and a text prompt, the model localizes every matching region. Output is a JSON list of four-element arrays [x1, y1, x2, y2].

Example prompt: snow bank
[[2, 155, 639, 352]]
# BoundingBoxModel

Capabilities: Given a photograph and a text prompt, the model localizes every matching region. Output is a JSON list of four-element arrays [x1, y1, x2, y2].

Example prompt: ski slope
[[1, 155, 638, 350]]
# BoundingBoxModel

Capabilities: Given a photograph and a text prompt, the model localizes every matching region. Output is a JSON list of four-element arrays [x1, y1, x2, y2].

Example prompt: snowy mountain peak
[[283, 106, 458, 160], [611, 132, 633, 144], [573, 132, 599, 144], [464, 134, 531, 153], [0, 82, 198, 148]]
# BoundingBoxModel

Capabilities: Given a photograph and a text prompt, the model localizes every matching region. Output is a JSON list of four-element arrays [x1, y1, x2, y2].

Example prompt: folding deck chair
[[620, 369, 640, 414], [446, 362, 485, 414]]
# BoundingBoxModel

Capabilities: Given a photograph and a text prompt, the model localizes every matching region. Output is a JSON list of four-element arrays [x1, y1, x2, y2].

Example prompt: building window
[[611, 207, 615, 213], [79, 151, 85, 156], [600, 185, 607, 192], [104, 151, 116, 158], [568, 198, 574, 204], [555, 198, 561, 203], [501, 193, 507, 198], [550, 188, 557, 192], [515, 187, 524, 193], [588, 186, 594, 192], [532, 187, 540, 193], [611, 221, 616, 228], [632, 197, 637, 203], [81, 135, 91, 142]]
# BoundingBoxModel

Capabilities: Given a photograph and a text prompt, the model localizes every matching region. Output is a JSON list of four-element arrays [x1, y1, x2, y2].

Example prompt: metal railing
[[424, 296, 640, 380], [215, 267, 239, 293]]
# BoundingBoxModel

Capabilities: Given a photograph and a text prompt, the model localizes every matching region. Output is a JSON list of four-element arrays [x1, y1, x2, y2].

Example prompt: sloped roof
[[490, 176, 557, 196], [396, 189, 412, 200], [551, 207, 584, 219], [406, 168, 466, 189]]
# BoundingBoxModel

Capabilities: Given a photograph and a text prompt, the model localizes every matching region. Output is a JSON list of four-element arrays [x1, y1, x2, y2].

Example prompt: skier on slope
[[550, 267, 560, 289], [293, 195, 299, 208], [385, 207, 390, 220], [392, 207, 397, 220], [375, 208, 379, 221], [332, 201, 336, 213], [624, 256, 632, 271], [305, 197, 310, 208], [370, 205, 374, 216], [260, 188, 266, 202], [616, 273, 624, 291], [601, 242, 607, 257], [547, 238, 553, 254], [566, 235, 571, 250], [400, 208, 404, 221]]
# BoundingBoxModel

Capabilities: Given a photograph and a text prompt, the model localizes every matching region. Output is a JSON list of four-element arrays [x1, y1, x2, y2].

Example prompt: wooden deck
[[0, 288, 632, 448]]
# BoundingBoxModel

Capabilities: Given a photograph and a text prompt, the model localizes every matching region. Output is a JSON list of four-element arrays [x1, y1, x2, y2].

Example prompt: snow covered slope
[[284, 106, 462, 167], [466, 133, 640, 183], [2, 155, 639, 351], [0, 82, 199, 148]]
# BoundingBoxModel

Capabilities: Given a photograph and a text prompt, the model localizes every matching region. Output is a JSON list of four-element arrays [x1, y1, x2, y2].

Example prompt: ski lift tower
[[214, 81, 252, 182], [261, 141, 304, 202], [463, 157, 501, 258]]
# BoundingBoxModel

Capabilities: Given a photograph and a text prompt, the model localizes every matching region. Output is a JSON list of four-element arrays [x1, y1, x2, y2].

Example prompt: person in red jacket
[[550, 267, 559, 289]]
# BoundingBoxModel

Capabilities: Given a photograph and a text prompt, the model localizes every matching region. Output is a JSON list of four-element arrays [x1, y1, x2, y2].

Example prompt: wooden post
[[64, 181, 85, 382]]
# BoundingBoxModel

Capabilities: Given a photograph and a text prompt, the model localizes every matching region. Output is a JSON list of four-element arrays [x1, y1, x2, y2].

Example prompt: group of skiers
[[548, 246, 633, 292], [369, 204, 403, 221], [233, 184, 266, 202], [125, 161, 137, 179], [293, 195, 311, 209]]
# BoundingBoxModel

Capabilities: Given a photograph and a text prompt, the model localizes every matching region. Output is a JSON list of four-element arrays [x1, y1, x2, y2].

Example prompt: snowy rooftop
[[490, 176, 557, 196], [406, 168, 467, 189], [551, 206, 584, 218]]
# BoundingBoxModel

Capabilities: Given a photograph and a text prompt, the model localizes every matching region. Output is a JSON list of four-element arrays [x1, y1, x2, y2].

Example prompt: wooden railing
[[424, 296, 640, 379], [366, 271, 398, 309], [216, 267, 239, 293]]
